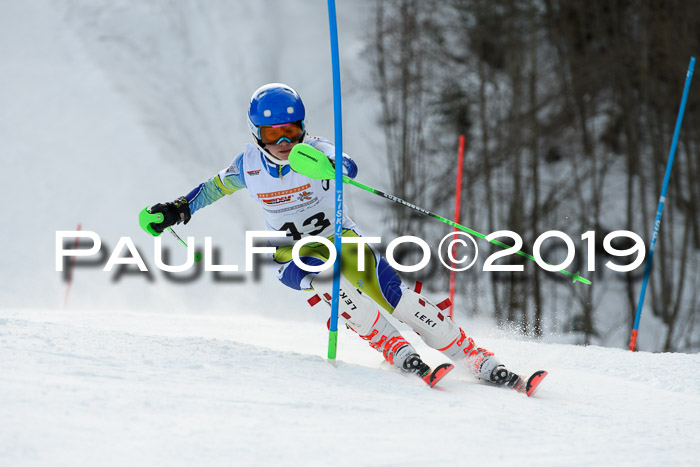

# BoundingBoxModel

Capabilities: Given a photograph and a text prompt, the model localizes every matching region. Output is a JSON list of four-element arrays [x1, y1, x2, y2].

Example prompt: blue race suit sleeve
[[308, 137, 358, 179], [186, 153, 246, 215]]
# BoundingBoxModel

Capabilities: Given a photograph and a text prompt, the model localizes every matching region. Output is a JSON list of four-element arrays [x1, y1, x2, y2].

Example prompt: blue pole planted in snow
[[326, 0, 343, 361], [629, 57, 695, 351]]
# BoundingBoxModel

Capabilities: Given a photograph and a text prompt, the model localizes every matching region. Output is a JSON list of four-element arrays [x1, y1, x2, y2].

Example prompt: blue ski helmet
[[248, 83, 306, 147]]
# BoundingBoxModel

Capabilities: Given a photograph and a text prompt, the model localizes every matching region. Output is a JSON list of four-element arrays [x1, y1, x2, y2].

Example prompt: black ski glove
[[148, 196, 191, 234]]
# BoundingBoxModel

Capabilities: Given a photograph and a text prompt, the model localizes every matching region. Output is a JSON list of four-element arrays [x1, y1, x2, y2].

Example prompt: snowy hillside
[[1, 308, 699, 466], [0, 0, 383, 315]]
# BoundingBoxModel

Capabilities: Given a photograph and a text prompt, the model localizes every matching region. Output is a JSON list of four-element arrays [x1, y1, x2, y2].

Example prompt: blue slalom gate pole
[[326, 0, 343, 361], [629, 56, 695, 351]]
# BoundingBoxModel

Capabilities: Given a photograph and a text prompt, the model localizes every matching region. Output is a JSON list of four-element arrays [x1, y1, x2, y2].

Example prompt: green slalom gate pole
[[289, 144, 591, 285]]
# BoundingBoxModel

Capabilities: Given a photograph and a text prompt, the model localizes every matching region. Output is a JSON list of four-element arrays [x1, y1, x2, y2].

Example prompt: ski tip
[[426, 363, 454, 388], [525, 370, 548, 397]]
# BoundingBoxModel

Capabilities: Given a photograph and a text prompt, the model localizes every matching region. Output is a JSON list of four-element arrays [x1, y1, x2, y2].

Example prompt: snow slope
[[0, 0, 383, 315], [1, 308, 698, 467]]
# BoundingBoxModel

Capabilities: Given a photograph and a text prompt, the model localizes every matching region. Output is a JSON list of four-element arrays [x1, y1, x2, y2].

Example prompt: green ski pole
[[289, 143, 590, 285]]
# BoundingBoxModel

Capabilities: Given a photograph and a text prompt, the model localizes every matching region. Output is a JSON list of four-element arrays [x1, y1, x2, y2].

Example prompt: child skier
[[142, 83, 545, 394]]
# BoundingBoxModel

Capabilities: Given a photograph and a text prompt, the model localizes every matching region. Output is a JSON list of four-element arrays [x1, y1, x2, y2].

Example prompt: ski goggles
[[258, 121, 304, 145]]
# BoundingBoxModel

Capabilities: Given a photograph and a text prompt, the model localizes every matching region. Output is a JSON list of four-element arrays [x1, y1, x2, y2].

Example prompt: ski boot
[[490, 365, 548, 397], [403, 354, 454, 388]]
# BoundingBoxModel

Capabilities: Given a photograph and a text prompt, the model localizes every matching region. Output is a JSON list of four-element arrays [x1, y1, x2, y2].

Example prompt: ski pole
[[289, 144, 591, 285], [166, 226, 203, 263], [629, 56, 695, 352]]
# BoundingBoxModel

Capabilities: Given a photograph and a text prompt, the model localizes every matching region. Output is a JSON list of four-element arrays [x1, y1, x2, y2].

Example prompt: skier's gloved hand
[[147, 196, 191, 234]]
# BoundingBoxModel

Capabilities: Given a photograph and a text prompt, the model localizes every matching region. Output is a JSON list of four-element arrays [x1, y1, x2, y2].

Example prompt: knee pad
[[311, 276, 382, 336]]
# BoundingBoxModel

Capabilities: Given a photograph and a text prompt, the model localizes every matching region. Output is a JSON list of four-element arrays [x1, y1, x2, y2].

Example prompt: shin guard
[[391, 288, 501, 381], [309, 278, 415, 369]]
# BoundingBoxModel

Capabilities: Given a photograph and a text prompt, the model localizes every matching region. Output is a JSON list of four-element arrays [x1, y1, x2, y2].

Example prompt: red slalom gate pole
[[448, 135, 465, 319], [64, 223, 82, 308]]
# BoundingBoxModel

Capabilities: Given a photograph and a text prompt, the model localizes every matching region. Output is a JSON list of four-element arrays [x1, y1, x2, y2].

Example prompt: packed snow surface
[[1, 308, 698, 466]]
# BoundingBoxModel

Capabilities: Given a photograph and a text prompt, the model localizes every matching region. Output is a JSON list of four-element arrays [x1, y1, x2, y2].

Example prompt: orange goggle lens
[[259, 122, 304, 145]]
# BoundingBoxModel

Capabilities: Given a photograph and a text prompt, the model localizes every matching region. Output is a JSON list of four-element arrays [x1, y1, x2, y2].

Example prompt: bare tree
[[368, 0, 700, 351]]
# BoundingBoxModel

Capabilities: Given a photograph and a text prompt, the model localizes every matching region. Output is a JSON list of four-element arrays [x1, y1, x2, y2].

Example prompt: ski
[[423, 365, 546, 395], [421, 362, 454, 388], [507, 370, 548, 397], [492, 365, 548, 397], [525, 370, 548, 396], [402, 354, 454, 389]]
